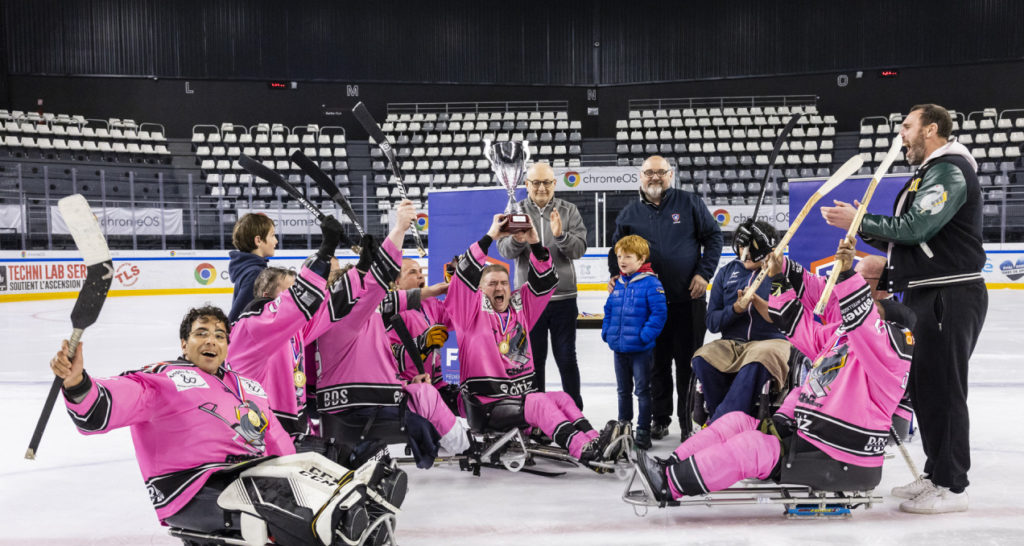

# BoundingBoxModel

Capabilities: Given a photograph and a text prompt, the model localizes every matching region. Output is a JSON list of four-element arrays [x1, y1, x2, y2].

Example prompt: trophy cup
[[484, 139, 533, 233]]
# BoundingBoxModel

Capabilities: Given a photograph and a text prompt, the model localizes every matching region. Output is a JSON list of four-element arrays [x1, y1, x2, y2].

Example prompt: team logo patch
[[239, 377, 267, 398], [672, 213, 681, 224], [167, 369, 209, 392], [916, 185, 948, 215]]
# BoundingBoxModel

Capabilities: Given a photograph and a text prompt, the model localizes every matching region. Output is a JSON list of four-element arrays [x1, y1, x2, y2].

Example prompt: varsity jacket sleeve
[[553, 202, 587, 260], [639, 278, 668, 345], [694, 199, 725, 281], [705, 264, 739, 334], [859, 162, 968, 245]]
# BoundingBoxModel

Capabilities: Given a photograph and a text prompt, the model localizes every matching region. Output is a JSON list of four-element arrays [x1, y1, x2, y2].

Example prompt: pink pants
[[524, 391, 598, 459], [667, 411, 780, 498], [404, 382, 456, 436]]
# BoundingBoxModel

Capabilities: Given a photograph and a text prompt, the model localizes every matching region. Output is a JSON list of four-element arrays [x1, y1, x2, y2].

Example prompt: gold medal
[[293, 370, 307, 388], [247, 409, 261, 427], [499, 340, 510, 355]]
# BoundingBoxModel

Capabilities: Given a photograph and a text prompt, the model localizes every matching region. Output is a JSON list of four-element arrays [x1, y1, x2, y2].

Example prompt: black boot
[[650, 423, 669, 441], [634, 447, 671, 503]]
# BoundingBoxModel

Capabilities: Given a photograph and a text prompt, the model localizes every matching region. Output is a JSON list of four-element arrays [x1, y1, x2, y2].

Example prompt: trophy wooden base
[[503, 213, 533, 233]]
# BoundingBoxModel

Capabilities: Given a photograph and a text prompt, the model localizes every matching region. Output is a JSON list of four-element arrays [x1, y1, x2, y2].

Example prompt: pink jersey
[[314, 239, 406, 413], [228, 262, 337, 437], [769, 260, 913, 467], [63, 361, 294, 522], [387, 296, 452, 386], [445, 238, 557, 402]]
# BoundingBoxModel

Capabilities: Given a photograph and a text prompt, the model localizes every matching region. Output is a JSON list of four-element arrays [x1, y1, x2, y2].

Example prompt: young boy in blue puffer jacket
[[602, 235, 668, 449]]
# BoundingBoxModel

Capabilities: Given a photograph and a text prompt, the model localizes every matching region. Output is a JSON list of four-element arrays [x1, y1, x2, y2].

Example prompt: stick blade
[[817, 155, 865, 195], [352, 102, 390, 149], [873, 135, 905, 180], [57, 194, 111, 266]]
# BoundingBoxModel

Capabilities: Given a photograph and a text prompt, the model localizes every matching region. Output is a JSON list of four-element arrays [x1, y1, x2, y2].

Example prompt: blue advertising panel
[[428, 187, 527, 384], [787, 173, 911, 275]]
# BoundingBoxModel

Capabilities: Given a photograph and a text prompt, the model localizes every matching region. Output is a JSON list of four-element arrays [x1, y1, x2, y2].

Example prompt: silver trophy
[[484, 139, 532, 232]]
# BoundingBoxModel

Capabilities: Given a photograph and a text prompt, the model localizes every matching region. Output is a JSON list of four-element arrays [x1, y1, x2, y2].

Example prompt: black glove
[[317, 216, 346, 260], [746, 222, 779, 263], [356, 234, 378, 273]]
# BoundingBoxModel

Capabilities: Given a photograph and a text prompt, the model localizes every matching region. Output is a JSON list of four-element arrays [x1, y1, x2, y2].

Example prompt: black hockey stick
[[290, 150, 365, 237], [750, 113, 803, 222], [238, 154, 330, 223], [389, 314, 426, 376], [352, 102, 427, 257], [26, 195, 113, 459]]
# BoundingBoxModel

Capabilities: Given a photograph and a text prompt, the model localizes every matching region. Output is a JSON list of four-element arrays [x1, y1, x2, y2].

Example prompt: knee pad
[[666, 455, 710, 497]]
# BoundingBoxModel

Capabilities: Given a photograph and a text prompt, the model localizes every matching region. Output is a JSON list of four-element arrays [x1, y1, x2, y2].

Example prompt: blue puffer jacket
[[602, 266, 668, 353]]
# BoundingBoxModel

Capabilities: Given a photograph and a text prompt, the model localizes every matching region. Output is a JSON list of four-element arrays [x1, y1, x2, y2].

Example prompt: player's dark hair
[[909, 103, 952, 139], [179, 305, 231, 341]]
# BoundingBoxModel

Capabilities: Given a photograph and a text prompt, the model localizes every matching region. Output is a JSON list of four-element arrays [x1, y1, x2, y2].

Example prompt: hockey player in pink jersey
[[446, 213, 624, 469], [633, 235, 915, 500], [387, 258, 458, 410], [227, 216, 347, 439], [49, 306, 404, 544], [315, 201, 471, 468]]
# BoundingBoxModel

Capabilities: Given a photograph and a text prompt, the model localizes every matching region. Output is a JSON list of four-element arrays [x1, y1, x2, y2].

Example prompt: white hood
[[924, 138, 978, 173]]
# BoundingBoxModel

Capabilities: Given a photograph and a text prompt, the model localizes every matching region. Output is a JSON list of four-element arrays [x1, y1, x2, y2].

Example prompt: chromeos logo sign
[[713, 209, 731, 227], [194, 263, 217, 285], [563, 171, 581, 188], [415, 212, 429, 232]]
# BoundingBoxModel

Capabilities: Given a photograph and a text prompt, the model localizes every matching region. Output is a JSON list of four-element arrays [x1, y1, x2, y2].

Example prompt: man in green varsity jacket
[[821, 103, 987, 515]]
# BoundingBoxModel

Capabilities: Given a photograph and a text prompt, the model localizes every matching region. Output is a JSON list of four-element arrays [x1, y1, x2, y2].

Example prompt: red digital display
[[267, 81, 295, 89], [879, 70, 899, 78]]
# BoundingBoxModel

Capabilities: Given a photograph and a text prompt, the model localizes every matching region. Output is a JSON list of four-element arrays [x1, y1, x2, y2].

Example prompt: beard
[[643, 183, 664, 201], [904, 133, 926, 165]]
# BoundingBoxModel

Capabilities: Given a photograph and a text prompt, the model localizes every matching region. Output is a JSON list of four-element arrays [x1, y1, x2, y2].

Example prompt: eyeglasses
[[191, 328, 228, 342], [642, 169, 671, 178], [527, 179, 556, 188]]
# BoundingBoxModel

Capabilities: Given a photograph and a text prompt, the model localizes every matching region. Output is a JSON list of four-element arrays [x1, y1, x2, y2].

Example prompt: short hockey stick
[[890, 426, 922, 478], [389, 314, 426, 376], [352, 102, 426, 257], [737, 154, 864, 308], [26, 194, 113, 459], [814, 136, 904, 314]]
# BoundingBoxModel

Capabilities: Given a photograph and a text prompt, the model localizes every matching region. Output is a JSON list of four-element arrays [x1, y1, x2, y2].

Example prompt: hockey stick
[[352, 102, 427, 257], [388, 314, 426, 376], [813, 136, 904, 314], [26, 194, 113, 459], [737, 154, 864, 308], [238, 154, 330, 223], [751, 114, 803, 223], [889, 425, 922, 478], [290, 150, 365, 237], [737, 114, 801, 261]]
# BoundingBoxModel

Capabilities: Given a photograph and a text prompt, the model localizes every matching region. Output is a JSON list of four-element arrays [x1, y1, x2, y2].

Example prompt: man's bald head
[[526, 161, 556, 208]]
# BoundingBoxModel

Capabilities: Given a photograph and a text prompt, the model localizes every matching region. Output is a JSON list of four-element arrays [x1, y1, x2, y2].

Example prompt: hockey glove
[[355, 234, 378, 273], [317, 216, 346, 260]]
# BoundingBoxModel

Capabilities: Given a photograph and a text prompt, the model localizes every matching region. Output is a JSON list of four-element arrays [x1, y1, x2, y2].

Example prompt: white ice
[[1, 291, 1023, 545]]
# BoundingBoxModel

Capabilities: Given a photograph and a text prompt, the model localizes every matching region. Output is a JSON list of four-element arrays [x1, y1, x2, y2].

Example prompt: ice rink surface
[[2, 290, 1023, 545]]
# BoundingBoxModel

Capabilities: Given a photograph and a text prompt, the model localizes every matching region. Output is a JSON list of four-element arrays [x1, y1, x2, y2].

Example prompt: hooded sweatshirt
[[228, 251, 269, 323]]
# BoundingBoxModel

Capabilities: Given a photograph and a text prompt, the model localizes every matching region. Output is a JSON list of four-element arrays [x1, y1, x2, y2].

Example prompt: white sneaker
[[891, 476, 934, 499], [899, 486, 968, 514]]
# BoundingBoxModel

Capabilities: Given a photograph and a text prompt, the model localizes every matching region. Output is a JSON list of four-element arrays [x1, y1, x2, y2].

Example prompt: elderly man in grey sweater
[[498, 161, 588, 409]]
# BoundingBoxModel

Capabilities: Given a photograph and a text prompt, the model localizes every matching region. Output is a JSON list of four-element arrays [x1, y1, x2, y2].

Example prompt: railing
[[387, 100, 569, 116], [628, 95, 818, 112]]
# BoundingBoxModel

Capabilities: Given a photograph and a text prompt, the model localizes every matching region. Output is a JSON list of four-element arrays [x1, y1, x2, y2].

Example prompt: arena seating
[[0, 109, 170, 163], [371, 105, 583, 224], [614, 103, 837, 206], [192, 123, 351, 220]]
